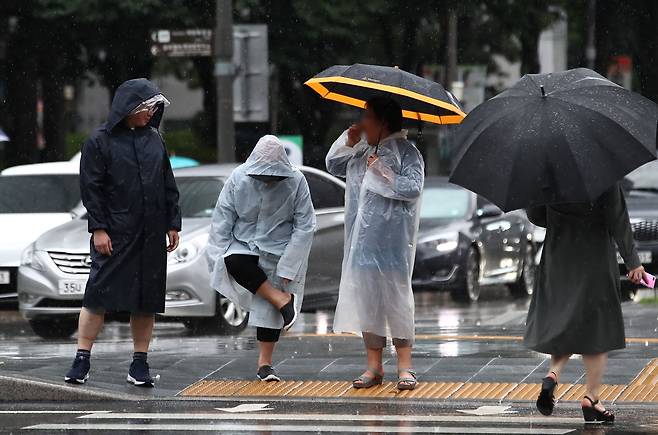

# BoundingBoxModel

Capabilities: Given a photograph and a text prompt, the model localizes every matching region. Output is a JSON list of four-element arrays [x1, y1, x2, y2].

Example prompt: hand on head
[[346, 124, 362, 147]]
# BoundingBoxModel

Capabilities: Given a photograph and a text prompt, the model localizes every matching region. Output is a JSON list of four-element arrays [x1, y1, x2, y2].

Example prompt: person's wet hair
[[366, 96, 403, 132]]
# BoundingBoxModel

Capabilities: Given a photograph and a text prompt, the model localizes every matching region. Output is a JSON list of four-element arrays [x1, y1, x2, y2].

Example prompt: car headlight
[[418, 232, 460, 253], [167, 233, 209, 265], [20, 243, 45, 271]]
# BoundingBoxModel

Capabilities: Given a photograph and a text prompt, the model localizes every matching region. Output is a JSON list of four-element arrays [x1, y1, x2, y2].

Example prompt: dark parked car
[[412, 177, 537, 302], [621, 160, 658, 299]]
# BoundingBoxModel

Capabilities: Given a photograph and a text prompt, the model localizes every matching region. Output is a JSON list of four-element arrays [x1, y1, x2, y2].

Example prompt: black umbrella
[[449, 68, 658, 212], [305, 64, 465, 125]]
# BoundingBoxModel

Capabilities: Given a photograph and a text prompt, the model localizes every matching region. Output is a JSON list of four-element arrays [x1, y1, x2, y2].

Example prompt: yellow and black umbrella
[[305, 64, 466, 125]]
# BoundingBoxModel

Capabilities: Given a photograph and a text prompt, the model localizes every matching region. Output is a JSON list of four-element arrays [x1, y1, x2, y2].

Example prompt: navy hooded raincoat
[[80, 78, 181, 314]]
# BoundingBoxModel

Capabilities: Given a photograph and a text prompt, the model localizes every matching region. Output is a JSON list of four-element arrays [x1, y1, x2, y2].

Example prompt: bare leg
[[396, 344, 412, 368], [546, 353, 572, 381], [258, 342, 276, 367], [254, 280, 290, 309], [581, 353, 609, 412], [77, 308, 105, 351], [364, 346, 384, 375], [130, 314, 155, 353], [395, 344, 414, 385], [353, 333, 385, 386]]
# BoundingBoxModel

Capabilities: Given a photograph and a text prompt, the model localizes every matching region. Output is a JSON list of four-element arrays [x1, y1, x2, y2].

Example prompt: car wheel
[[509, 243, 536, 298], [451, 247, 481, 303], [28, 317, 78, 340], [216, 296, 249, 333], [183, 296, 249, 335]]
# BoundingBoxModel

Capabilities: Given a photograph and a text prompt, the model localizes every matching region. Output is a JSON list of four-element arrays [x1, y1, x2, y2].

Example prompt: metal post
[[585, 0, 597, 70], [214, 0, 235, 162], [445, 8, 458, 91]]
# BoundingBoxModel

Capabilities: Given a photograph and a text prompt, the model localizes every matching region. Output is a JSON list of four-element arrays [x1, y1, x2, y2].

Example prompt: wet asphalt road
[[1, 287, 657, 434]]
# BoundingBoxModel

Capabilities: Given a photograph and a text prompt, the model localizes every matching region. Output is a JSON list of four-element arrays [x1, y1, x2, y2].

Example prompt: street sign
[[150, 29, 212, 57], [151, 26, 269, 123], [232, 25, 269, 123]]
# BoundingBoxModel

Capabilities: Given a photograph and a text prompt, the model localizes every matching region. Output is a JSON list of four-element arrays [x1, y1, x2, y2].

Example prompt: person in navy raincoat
[[64, 78, 181, 388]]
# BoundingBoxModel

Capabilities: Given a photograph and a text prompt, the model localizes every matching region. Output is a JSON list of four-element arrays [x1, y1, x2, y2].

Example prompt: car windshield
[[420, 186, 471, 221], [626, 161, 658, 193], [0, 174, 80, 213], [177, 177, 224, 218]]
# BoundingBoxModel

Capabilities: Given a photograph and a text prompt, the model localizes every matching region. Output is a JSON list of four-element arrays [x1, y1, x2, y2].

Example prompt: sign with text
[[150, 29, 213, 57]]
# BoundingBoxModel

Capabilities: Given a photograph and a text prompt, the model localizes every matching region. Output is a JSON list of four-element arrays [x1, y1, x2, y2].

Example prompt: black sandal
[[536, 371, 557, 416], [582, 395, 615, 423]]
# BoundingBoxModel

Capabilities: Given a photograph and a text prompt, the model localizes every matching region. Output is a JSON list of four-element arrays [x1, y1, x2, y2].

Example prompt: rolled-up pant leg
[[363, 332, 387, 349], [392, 338, 412, 348], [363, 332, 412, 349]]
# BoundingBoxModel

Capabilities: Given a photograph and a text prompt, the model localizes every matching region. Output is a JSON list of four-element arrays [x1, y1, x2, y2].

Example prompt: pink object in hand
[[640, 272, 656, 289]]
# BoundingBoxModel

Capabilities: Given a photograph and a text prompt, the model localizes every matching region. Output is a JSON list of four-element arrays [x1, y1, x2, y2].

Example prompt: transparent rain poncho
[[206, 135, 316, 329], [326, 129, 424, 342]]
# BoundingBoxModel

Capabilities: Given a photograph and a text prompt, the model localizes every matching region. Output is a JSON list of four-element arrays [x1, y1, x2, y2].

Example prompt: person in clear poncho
[[206, 135, 316, 382], [326, 96, 425, 390]]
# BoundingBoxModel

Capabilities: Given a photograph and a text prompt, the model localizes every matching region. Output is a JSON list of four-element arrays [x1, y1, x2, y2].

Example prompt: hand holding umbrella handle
[[367, 154, 379, 167]]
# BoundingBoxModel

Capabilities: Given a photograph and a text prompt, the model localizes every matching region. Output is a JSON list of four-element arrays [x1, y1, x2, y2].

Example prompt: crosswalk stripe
[[24, 423, 575, 433], [0, 411, 110, 414], [78, 412, 583, 425]]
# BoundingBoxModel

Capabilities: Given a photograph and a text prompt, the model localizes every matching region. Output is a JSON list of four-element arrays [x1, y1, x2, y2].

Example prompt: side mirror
[[477, 204, 503, 219]]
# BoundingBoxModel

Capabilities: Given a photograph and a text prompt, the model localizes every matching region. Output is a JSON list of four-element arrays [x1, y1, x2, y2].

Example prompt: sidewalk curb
[[0, 374, 138, 402]]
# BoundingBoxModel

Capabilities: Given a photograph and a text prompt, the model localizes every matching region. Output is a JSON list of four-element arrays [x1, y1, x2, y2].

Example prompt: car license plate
[[617, 251, 652, 264], [0, 270, 9, 285], [58, 279, 87, 295]]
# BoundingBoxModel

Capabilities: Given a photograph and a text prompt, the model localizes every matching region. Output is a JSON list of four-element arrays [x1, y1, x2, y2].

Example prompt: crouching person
[[65, 78, 181, 387], [206, 135, 316, 381]]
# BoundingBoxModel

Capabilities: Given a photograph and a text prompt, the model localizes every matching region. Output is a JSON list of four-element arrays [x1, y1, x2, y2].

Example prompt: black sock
[[76, 349, 91, 359], [133, 352, 148, 362]]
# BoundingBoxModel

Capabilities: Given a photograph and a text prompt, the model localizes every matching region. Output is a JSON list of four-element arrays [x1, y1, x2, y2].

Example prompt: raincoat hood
[[105, 78, 165, 132], [243, 135, 296, 178]]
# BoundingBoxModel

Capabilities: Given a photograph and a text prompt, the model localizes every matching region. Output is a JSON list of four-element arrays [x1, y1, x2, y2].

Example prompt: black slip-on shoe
[[280, 293, 297, 331]]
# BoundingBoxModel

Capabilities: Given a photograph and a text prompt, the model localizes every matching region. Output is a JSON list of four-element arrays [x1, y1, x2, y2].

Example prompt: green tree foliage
[[2, 0, 657, 167]]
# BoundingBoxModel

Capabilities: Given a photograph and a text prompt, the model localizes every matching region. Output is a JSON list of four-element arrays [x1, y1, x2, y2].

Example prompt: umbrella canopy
[[305, 64, 465, 125], [449, 68, 658, 212]]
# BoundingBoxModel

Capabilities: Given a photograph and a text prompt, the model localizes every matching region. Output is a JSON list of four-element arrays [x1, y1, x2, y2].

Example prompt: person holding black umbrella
[[450, 68, 658, 422], [526, 185, 644, 422]]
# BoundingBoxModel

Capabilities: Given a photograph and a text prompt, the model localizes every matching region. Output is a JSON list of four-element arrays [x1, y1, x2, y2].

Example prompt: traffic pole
[[214, 0, 235, 162]]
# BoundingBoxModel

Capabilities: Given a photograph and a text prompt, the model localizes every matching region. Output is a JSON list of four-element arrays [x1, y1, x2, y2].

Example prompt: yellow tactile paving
[[237, 380, 304, 396], [179, 359, 658, 403], [179, 379, 251, 397], [343, 382, 400, 398], [291, 381, 353, 397], [559, 384, 625, 402], [618, 385, 658, 402], [631, 358, 658, 385]]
